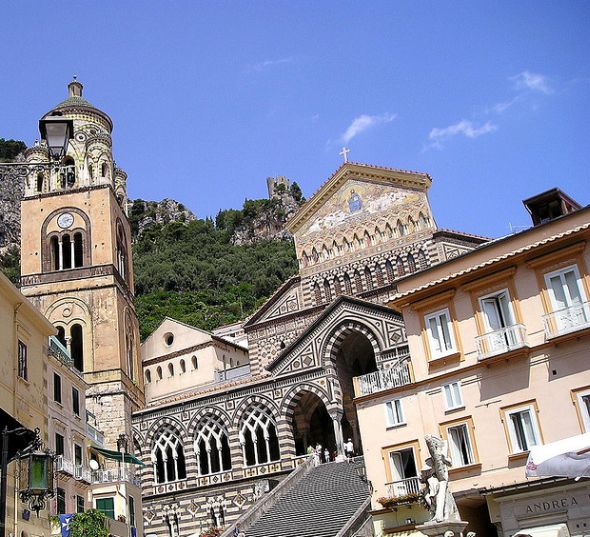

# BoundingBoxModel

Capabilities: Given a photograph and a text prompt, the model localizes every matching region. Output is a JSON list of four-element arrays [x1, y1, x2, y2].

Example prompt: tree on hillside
[[0, 138, 26, 161]]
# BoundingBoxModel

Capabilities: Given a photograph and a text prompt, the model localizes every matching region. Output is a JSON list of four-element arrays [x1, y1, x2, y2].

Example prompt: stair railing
[[220, 455, 315, 537]]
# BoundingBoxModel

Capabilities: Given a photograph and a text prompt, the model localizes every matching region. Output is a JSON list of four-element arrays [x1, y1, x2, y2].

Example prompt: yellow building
[[0, 271, 55, 537], [354, 189, 590, 536]]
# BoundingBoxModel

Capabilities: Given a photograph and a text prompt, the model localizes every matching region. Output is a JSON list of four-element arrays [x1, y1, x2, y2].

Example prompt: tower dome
[[43, 77, 113, 133]]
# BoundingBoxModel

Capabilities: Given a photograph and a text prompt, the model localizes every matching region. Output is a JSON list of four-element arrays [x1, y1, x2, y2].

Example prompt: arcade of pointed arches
[[300, 211, 432, 268], [141, 322, 385, 485], [310, 247, 429, 306]]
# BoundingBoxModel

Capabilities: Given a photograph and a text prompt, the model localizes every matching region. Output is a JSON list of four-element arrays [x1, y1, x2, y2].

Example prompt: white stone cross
[[339, 147, 350, 163]]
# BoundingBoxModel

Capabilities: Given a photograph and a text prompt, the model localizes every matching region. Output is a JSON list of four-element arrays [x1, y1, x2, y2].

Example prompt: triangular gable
[[141, 317, 213, 360], [243, 276, 302, 329], [286, 162, 431, 235], [266, 296, 406, 377]]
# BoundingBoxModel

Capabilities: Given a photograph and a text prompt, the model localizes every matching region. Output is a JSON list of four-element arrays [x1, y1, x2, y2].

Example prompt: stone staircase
[[241, 459, 370, 537]]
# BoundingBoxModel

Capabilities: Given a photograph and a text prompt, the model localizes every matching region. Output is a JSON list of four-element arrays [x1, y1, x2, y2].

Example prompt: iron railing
[[354, 362, 412, 396], [543, 302, 590, 339], [475, 324, 528, 360]]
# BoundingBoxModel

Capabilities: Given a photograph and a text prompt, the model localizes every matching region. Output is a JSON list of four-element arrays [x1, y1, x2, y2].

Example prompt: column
[[330, 412, 345, 461], [58, 240, 64, 270], [70, 240, 75, 268]]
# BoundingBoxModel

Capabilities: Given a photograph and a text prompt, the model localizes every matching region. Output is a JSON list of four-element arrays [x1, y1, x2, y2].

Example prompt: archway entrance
[[332, 329, 378, 454], [290, 392, 336, 457]]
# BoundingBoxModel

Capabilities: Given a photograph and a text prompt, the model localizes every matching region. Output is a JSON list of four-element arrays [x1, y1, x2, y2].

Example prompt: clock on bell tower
[[20, 79, 144, 449]]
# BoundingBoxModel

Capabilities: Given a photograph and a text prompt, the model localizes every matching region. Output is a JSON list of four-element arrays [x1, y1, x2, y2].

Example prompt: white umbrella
[[526, 433, 590, 478]]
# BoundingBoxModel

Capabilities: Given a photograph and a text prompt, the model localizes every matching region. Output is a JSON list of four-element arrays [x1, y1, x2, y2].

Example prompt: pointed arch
[[385, 222, 394, 238], [323, 279, 332, 302], [312, 281, 322, 305], [312, 247, 319, 263], [407, 216, 416, 233], [343, 273, 353, 295], [417, 249, 428, 270], [194, 414, 232, 475], [354, 270, 363, 294], [151, 425, 186, 484], [334, 277, 343, 296], [364, 266, 373, 291], [385, 259, 395, 282], [375, 263, 384, 287], [363, 230, 372, 247], [418, 212, 429, 230], [239, 401, 280, 466], [396, 256, 405, 276], [407, 253, 416, 273]]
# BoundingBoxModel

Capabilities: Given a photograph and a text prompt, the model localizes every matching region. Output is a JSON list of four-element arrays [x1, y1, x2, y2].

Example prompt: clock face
[[57, 212, 74, 229]]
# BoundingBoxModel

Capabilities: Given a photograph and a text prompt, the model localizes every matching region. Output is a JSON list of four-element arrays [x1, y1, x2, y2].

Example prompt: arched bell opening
[[290, 391, 336, 457]]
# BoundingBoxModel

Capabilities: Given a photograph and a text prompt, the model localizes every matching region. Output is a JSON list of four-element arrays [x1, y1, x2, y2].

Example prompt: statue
[[421, 435, 461, 523]]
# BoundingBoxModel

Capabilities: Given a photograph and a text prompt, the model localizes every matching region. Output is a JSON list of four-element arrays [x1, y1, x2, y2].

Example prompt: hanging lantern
[[18, 448, 55, 516]]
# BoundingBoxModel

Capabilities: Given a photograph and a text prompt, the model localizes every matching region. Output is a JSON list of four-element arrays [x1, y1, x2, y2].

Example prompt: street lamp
[[38, 115, 74, 160], [0, 427, 54, 537], [0, 114, 74, 181]]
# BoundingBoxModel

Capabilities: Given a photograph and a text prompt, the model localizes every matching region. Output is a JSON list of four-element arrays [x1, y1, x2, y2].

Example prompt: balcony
[[91, 468, 141, 487], [354, 362, 412, 397], [214, 363, 251, 382], [48, 336, 73, 366], [475, 324, 528, 360], [55, 456, 91, 482], [543, 302, 590, 339], [386, 476, 422, 498], [86, 410, 105, 446]]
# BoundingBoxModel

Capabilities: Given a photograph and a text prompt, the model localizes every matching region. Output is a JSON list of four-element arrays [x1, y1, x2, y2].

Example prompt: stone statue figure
[[421, 435, 461, 523]]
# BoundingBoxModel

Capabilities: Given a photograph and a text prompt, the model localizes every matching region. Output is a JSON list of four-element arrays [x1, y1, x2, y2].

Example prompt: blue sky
[[1, 1, 589, 237]]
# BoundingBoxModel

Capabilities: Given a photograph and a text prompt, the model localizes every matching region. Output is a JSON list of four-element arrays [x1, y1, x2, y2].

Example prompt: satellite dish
[[89, 459, 100, 471]]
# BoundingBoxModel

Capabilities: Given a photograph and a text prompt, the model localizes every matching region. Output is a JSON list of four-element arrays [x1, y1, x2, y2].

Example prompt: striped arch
[[187, 406, 233, 438], [145, 415, 187, 447], [280, 382, 332, 422], [132, 429, 145, 456], [231, 394, 280, 424], [322, 320, 382, 366]]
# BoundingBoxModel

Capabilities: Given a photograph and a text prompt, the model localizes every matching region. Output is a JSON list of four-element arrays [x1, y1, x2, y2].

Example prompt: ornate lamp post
[[0, 114, 73, 180], [0, 428, 54, 537]]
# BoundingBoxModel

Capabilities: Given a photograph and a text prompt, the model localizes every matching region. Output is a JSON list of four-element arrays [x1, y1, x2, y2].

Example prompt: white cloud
[[511, 70, 553, 94], [427, 119, 497, 149], [249, 57, 293, 72], [340, 113, 396, 143]]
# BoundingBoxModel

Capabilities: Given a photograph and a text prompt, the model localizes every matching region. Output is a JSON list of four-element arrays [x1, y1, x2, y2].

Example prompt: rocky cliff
[[231, 177, 304, 245], [128, 198, 197, 239], [0, 139, 26, 255]]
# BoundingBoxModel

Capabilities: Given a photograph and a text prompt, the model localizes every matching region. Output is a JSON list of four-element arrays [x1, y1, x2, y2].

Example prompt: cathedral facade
[[132, 162, 487, 536]]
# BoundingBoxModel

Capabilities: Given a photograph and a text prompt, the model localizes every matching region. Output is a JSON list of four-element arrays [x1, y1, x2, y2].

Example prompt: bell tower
[[20, 80, 143, 448]]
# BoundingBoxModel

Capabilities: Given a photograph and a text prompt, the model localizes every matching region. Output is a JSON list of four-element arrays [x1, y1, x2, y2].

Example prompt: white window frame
[[506, 404, 542, 454], [576, 389, 590, 432], [446, 423, 474, 467], [544, 264, 587, 311], [442, 381, 464, 411], [478, 288, 516, 332], [384, 399, 405, 428], [424, 308, 456, 359]]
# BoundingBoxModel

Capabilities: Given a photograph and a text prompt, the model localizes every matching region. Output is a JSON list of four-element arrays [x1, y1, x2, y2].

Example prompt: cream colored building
[[355, 189, 590, 536], [0, 271, 55, 537], [142, 318, 250, 406]]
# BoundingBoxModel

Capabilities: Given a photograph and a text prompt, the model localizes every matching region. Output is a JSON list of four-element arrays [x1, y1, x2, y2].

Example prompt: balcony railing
[[91, 468, 141, 487], [386, 476, 422, 498], [55, 456, 91, 482], [354, 362, 412, 397], [48, 336, 73, 366], [214, 363, 251, 382], [543, 302, 590, 339], [475, 324, 528, 360]]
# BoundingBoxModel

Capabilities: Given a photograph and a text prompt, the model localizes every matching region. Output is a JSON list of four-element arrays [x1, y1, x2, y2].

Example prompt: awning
[[91, 446, 146, 466], [515, 523, 570, 537], [0, 408, 37, 461], [526, 433, 590, 478]]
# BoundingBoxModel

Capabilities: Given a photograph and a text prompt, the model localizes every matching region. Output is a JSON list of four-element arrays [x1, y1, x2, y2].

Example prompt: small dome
[[44, 78, 113, 131]]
